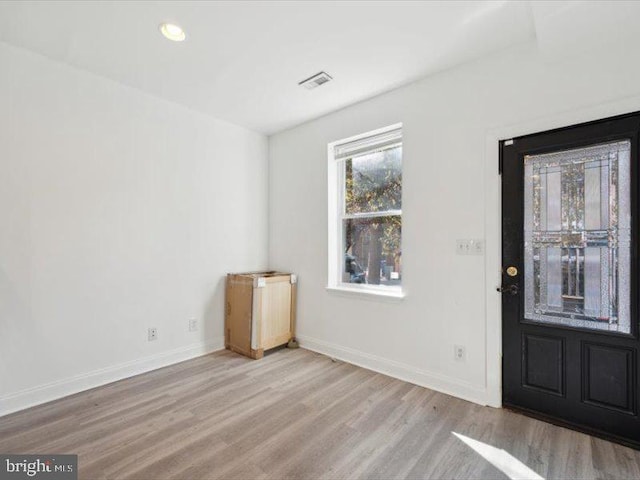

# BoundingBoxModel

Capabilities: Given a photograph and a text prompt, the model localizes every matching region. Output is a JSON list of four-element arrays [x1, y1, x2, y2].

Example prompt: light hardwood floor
[[1, 348, 639, 480]]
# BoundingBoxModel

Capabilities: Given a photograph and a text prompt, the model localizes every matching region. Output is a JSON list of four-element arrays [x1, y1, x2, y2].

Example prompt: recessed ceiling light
[[159, 23, 186, 42]]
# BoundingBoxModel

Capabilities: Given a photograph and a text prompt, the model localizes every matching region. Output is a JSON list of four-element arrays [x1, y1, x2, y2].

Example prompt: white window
[[328, 124, 403, 297]]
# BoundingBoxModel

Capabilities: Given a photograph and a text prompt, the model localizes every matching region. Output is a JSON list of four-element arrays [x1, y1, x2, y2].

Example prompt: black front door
[[501, 112, 640, 449]]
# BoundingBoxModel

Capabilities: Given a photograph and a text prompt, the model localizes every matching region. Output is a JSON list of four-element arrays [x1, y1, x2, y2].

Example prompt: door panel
[[582, 342, 636, 414], [501, 112, 640, 449], [522, 333, 565, 395]]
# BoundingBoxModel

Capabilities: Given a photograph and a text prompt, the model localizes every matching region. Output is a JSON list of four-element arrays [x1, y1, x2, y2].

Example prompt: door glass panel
[[524, 140, 631, 333]]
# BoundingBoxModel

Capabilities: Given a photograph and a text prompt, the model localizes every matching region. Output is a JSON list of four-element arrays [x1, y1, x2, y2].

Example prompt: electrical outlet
[[148, 327, 158, 341], [454, 345, 466, 362], [188, 318, 198, 332]]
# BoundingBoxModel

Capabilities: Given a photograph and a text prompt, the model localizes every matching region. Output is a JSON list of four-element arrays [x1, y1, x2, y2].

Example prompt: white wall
[[0, 42, 268, 415], [269, 41, 640, 406]]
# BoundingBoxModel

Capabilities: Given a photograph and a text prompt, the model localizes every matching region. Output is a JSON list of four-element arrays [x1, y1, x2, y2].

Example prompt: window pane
[[342, 215, 401, 286], [345, 146, 402, 215]]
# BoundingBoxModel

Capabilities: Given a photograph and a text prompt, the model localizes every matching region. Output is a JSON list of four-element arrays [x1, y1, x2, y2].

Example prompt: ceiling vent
[[298, 71, 333, 90]]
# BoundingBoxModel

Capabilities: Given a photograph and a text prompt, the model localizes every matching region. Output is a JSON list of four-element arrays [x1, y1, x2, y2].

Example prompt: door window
[[523, 140, 631, 333]]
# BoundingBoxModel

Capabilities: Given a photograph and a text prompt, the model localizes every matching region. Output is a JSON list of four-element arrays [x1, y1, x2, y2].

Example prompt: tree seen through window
[[343, 145, 402, 286]]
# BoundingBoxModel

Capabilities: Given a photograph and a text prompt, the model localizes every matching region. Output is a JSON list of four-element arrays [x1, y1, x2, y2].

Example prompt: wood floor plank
[[1, 348, 639, 480]]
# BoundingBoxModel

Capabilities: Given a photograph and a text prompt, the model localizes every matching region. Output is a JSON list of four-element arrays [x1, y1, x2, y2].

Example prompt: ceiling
[[0, 1, 638, 135]]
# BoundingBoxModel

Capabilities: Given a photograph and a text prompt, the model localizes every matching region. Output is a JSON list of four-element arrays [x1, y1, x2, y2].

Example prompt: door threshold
[[504, 402, 640, 451]]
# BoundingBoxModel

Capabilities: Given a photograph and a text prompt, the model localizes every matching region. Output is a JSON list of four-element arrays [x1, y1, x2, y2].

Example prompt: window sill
[[325, 285, 406, 302]]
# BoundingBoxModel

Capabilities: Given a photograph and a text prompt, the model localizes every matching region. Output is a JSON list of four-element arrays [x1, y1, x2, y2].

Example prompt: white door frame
[[483, 95, 640, 408]]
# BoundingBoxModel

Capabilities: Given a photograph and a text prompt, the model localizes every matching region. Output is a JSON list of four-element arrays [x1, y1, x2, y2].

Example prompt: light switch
[[456, 239, 484, 255]]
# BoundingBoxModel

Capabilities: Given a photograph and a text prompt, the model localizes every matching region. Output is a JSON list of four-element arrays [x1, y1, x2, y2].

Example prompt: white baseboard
[[298, 335, 489, 406], [2, 335, 488, 417], [0, 338, 225, 417]]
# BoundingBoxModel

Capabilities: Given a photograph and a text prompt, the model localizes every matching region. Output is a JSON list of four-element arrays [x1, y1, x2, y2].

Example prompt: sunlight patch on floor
[[453, 432, 545, 480]]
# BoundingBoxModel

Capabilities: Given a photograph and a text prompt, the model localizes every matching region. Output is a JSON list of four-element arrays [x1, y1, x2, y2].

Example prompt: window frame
[[327, 123, 405, 300]]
